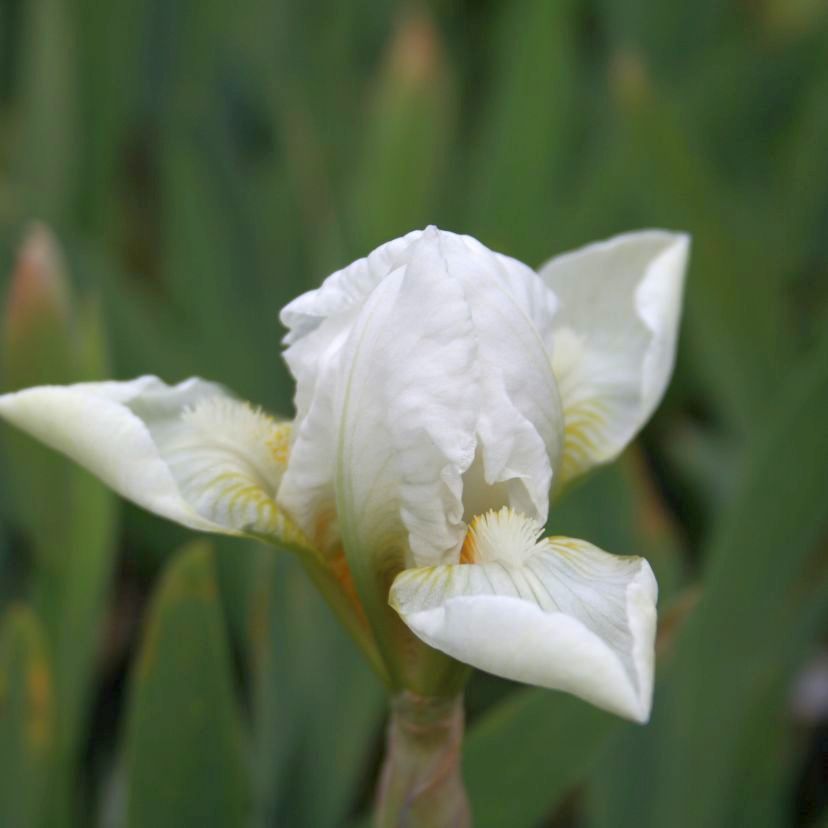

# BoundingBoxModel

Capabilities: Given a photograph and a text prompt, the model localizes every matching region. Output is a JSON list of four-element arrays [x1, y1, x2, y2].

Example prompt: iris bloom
[[0, 227, 688, 722]]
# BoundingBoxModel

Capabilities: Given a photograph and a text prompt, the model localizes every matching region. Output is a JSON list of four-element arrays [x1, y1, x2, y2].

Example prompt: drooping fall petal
[[390, 508, 657, 722]]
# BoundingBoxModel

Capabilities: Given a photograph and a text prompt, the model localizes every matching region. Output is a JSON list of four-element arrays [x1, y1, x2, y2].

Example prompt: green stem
[[374, 691, 470, 828]]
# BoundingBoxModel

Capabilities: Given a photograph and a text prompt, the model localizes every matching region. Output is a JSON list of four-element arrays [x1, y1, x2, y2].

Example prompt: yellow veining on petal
[[552, 326, 614, 489], [163, 397, 307, 543], [267, 422, 291, 467], [560, 397, 609, 486], [542, 536, 581, 561], [181, 397, 291, 490]]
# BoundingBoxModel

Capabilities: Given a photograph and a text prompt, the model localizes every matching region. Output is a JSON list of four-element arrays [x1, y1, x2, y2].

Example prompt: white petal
[[390, 510, 657, 721], [277, 312, 352, 552], [279, 229, 424, 345], [0, 377, 306, 547], [279, 231, 425, 552], [432, 232, 563, 523], [539, 230, 689, 488], [335, 232, 480, 568]]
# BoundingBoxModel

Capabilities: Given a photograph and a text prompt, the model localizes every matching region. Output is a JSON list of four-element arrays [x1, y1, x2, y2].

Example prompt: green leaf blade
[[125, 541, 249, 828], [0, 605, 55, 828]]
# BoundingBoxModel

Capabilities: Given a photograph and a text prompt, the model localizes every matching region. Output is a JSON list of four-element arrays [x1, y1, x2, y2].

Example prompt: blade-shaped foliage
[[587, 329, 828, 828], [466, 0, 578, 262], [11, 0, 77, 225], [248, 549, 384, 827], [1, 233, 118, 825], [124, 541, 249, 828], [465, 690, 617, 828], [350, 6, 455, 253], [0, 605, 55, 828]]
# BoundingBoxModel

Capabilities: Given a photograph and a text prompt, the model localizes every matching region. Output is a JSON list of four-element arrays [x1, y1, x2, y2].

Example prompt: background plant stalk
[[375, 691, 469, 828]]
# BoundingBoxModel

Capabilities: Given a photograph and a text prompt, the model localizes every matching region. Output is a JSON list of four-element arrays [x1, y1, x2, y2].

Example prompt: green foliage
[[247, 550, 384, 827], [587, 329, 828, 828], [0, 606, 55, 828], [124, 541, 249, 828], [0, 229, 117, 825], [0, 1, 827, 826], [647, 329, 828, 828], [466, 690, 617, 828], [11, 0, 77, 225], [350, 7, 456, 251], [466, 0, 578, 261]]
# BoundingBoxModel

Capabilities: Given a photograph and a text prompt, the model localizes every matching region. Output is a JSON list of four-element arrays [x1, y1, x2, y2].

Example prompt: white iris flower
[[0, 227, 688, 722]]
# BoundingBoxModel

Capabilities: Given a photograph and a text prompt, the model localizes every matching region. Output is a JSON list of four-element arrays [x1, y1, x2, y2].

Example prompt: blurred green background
[[1, 0, 827, 826]]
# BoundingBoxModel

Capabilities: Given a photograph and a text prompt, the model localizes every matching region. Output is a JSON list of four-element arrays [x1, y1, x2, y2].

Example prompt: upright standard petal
[[539, 231, 689, 489], [0, 377, 308, 549], [278, 230, 425, 553], [335, 233, 480, 571], [432, 232, 563, 524], [277, 312, 352, 553], [280, 229, 424, 345], [390, 508, 657, 722]]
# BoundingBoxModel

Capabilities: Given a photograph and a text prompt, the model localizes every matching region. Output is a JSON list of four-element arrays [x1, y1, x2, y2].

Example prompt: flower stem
[[374, 691, 469, 828]]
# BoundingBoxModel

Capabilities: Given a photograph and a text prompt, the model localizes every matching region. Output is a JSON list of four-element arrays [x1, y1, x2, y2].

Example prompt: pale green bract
[[0, 226, 688, 722]]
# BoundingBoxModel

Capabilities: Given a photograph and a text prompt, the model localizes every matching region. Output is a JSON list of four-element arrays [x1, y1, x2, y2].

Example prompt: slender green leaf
[[1, 232, 117, 824], [125, 541, 249, 828], [466, 0, 578, 262], [350, 6, 454, 252], [589, 330, 828, 828], [72, 0, 144, 235], [615, 75, 794, 431], [12, 0, 77, 225], [249, 551, 384, 827], [0, 605, 55, 828], [465, 689, 618, 828]]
